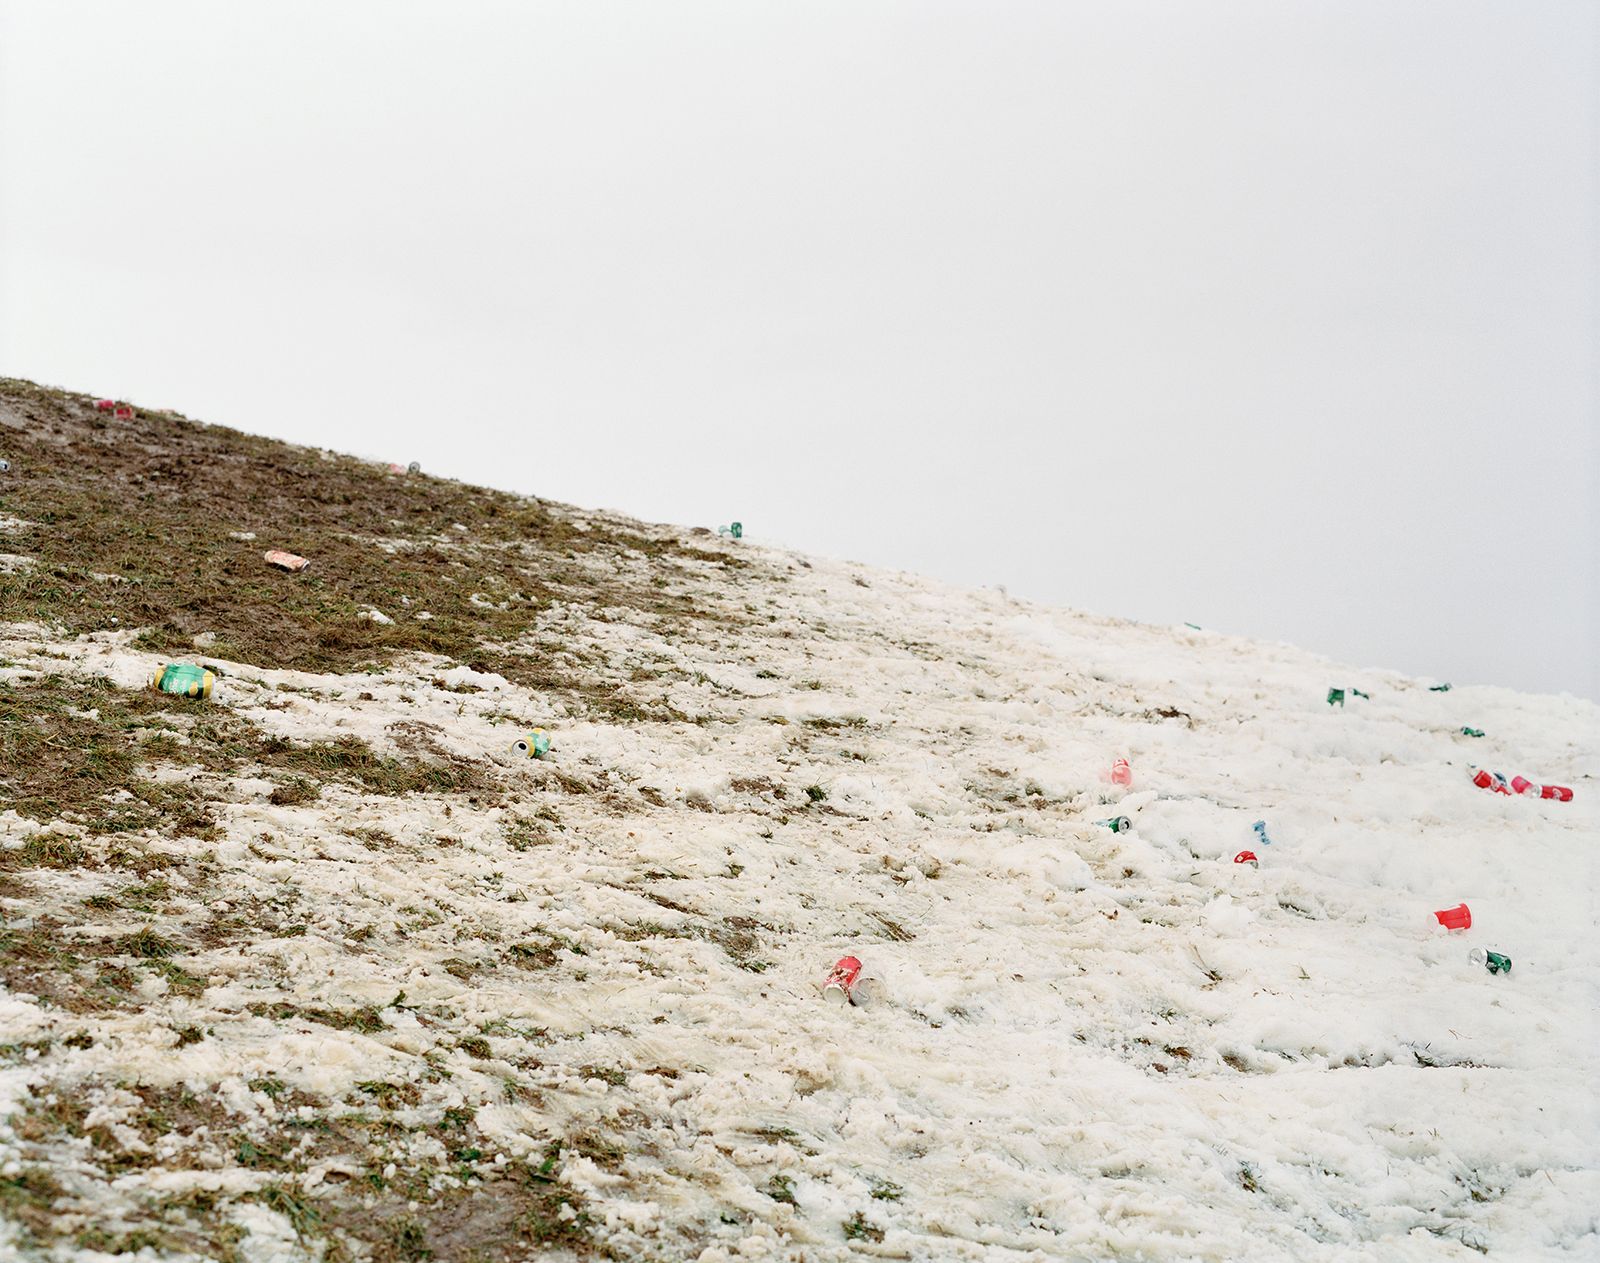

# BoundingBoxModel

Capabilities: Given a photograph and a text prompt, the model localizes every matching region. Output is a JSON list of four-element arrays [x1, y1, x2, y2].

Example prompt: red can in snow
[[1433, 903, 1472, 931], [1541, 784, 1574, 802], [1471, 768, 1511, 795], [94, 399, 115, 411], [823, 956, 862, 1005], [114, 405, 133, 419], [1233, 850, 1259, 867], [1110, 758, 1132, 787]]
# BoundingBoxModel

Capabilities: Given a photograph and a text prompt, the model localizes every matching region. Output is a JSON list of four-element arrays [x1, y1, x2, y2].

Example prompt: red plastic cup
[[1433, 903, 1471, 931], [1233, 850, 1259, 867], [1110, 758, 1132, 787], [1510, 775, 1535, 796], [823, 956, 862, 1004], [1541, 784, 1573, 802]]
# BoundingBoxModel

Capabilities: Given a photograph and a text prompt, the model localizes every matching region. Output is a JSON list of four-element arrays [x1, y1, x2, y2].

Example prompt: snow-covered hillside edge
[[2, 383, 1598, 1262]]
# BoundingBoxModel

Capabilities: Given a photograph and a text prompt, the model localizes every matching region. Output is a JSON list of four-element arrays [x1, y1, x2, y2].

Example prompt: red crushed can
[[1471, 768, 1511, 795], [1110, 758, 1132, 787], [1233, 850, 1259, 867], [1541, 784, 1573, 802], [1433, 903, 1471, 931], [114, 405, 133, 418], [823, 956, 862, 1005]]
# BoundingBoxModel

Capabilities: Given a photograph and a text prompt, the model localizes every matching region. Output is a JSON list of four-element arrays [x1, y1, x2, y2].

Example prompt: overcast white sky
[[2, 2, 1596, 699]]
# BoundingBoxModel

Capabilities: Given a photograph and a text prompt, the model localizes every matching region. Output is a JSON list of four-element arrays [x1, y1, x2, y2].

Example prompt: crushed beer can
[[1252, 820, 1273, 846], [509, 729, 551, 759], [1471, 767, 1511, 795], [94, 399, 115, 411], [114, 405, 133, 419], [1327, 688, 1345, 706], [263, 549, 310, 573], [151, 662, 216, 700], [1429, 683, 1452, 692], [407, 461, 421, 475], [1468, 947, 1511, 975], [1233, 850, 1259, 868], [1460, 727, 1484, 738], [0, 458, 10, 473], [717, 522, 743, 540], [1096, 815, 1132, 832], [1433, 902, 1471, 931], [823, 955, 863, 1005]]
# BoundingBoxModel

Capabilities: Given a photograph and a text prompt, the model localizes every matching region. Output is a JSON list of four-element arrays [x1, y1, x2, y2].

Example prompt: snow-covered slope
[[2, 381, 1597, 1262]]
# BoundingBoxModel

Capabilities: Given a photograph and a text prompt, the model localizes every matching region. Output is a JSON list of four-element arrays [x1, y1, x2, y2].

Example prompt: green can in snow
[[1468, 947, 1511, 976], [1327, 688, 1345, 707], [1429, 683, 1452, 692], [1461, 727, 1484, 738], [509, 729, 551, 759], [151, 662, 215, 700], [1096, 816, 1132, 833], [718, 521, 743, 540]]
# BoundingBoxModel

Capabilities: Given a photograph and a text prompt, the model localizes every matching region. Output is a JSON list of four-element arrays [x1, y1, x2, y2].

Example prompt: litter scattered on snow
[[1472, 766, 1574, 801], [1434, 902, 1472, 931]]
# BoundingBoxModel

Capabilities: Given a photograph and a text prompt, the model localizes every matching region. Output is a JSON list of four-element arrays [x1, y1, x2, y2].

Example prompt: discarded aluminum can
[[1429, 683, 1452, 692], [1509, 775, 1573, 802], [823, 956, 862, 1004], [1233, 850, 1259, 867], [1468, 947, 1511, 975], [407, 461, 421, 475], [151, 663, 216, 700], [1252, 820, 1272, 845], [114, 405, 133, 419], [1433, 903, 1471, 931], [94, 399, 115, 411], [1471, 767, 1512, 795], [717, 522, 743, 540], [263, 549, 310, 573], [1327, 688, 1345, 706], [1183, 621, 1202, 630], [1109, 758, 1132, 787], [509, 730, 551, 759], [0, 458, 10, 473], [1096, 816, 1132, 833], [1460, 727, 1484, 738]]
